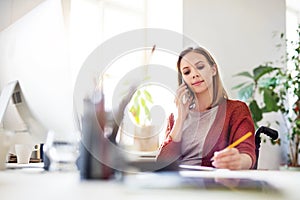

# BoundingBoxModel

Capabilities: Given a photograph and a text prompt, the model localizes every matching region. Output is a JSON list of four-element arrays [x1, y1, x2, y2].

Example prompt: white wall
[[0, 0, 74, 135], [183, 0, 286, 169], [183, 0, 286, 98]]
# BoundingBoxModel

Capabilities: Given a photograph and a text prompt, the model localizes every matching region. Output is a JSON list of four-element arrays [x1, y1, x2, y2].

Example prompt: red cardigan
[[156, 99, 256, 169]]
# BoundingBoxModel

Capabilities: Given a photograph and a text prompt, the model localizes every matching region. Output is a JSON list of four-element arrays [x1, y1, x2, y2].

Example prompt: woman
[[156, 46, 256, 170]]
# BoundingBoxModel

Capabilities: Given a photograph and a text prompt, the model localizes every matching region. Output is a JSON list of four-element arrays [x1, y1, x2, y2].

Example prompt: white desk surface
[[0, 164, 300, 200]]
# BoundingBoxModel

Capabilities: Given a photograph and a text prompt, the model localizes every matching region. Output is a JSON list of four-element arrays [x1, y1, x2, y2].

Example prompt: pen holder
[[78, 97, 116, 180]]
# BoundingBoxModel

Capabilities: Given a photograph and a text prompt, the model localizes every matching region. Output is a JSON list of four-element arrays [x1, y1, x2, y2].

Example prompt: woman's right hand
[[168, 83, 192, 142], [175, 83, 192, 122]]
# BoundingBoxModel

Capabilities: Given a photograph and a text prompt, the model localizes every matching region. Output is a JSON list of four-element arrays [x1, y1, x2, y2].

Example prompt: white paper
[[179, 164, 217, 171]]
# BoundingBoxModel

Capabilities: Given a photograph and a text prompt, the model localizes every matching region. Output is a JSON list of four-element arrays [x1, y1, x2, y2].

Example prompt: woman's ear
[[211, 64, 217, 76]]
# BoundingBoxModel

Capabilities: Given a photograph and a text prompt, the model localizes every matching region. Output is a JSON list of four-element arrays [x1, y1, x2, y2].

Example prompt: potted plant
[[233, 25, 300, 167], [126, 87, 161, 152]]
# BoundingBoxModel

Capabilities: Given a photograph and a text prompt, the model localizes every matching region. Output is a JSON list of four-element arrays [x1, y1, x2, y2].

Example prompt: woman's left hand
[[211, 148, 243, 170]]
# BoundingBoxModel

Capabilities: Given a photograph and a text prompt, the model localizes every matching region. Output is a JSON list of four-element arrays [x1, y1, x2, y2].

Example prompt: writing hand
[[211, 148, 243, 170]]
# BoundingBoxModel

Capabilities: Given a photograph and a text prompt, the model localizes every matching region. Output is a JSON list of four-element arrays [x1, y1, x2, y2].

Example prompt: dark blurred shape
[[254, 126, 279, 169], [79, 92, 114, 179], [127, 160, 179, 172], [78, 84, 138, 179]]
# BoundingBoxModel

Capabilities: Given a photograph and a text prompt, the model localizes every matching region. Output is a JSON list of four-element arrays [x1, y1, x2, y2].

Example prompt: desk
[[0, 166, 300, 200]]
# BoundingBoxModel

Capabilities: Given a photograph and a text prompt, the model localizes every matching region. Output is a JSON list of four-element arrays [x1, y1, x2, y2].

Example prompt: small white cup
[[15, 144, 39, 164]]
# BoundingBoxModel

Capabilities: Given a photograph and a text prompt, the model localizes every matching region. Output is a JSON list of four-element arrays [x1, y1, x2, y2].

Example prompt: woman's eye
[[183, 70, 190, 75], [196, 65, 205, 70]]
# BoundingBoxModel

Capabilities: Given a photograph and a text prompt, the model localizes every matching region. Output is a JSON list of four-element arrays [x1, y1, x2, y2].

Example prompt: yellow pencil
[[226, 132, 252, 149], [210, 132, 253, 161]]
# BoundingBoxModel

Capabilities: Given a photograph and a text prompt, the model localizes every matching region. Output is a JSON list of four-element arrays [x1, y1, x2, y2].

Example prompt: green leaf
[[237, 83, 254, 101], [135, 106, 141, 124], [129, 106, 140, 124], [262, 88, 279, 112], [129, 106, 136, 117], [249, 100, 263, 123], [134, 115, 140, 124], [234, 71, 253, 79], [128, 88, 154, 125], [143, 90, 153, 103], [232, 82, 249, 90], [296, 119, 300, 127], [258, 77, 278, 88], [253, 65, 278, 82], [140, 98, 146, 107]]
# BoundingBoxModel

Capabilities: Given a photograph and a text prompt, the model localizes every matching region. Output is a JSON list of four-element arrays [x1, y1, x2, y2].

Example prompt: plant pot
[[133, 125, 159, 152]]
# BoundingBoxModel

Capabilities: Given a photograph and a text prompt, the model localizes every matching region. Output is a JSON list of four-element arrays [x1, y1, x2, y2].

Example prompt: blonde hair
[[177, 46, 228, 107]]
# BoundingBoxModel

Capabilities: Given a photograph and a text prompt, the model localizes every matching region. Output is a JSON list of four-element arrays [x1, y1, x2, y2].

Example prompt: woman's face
[[180, 52, 216, 95]]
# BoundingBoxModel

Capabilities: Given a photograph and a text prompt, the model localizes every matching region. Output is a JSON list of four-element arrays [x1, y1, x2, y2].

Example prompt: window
[[70, 0, 183, 151]]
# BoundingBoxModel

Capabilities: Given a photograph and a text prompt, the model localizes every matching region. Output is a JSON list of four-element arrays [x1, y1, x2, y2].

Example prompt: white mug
[[15, 144, 39, 164]]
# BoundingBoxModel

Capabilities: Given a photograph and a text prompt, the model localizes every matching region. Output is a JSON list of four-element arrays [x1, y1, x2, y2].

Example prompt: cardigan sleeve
[[156, 113, 181, 164], [228, 101, 256, 168]]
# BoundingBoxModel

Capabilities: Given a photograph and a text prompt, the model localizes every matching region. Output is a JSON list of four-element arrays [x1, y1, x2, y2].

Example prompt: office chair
[[254, 126, 279, 169]]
